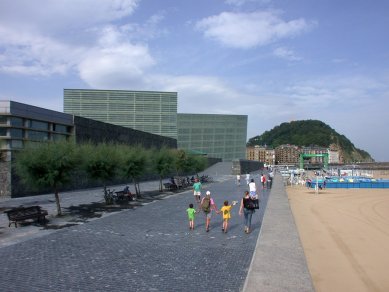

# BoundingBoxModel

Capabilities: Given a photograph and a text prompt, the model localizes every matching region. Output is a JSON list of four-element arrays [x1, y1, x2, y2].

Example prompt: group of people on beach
[[186, 178, 259, 234]]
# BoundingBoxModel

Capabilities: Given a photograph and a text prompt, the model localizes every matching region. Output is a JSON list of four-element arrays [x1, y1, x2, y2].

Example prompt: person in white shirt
[[248, 179, 257, 198]]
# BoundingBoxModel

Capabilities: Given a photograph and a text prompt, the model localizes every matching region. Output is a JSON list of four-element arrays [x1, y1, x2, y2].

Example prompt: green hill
[[247, 120, 374, 163]]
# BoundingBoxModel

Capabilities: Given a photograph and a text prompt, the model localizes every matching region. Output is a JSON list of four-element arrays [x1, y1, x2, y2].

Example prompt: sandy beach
[[287, 185, 389, 292]]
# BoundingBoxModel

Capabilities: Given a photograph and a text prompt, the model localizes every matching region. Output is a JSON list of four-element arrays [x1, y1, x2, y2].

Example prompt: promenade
[[0, 162, 313, 291]]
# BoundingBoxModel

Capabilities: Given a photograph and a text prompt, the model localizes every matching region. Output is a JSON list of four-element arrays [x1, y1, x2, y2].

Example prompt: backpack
[[244, 198, 255, 210], [201, 197, 211, 213]]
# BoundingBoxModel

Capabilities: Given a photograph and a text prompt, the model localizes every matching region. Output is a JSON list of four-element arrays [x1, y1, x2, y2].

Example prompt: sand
[[287, 185, 389, 292]]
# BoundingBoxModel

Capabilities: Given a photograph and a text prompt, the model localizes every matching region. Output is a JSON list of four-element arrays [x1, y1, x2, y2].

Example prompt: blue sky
[[1, 0, 388, 161]]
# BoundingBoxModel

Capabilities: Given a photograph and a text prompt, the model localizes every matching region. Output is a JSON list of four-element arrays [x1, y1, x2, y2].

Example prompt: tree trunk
[[133, 178, 138, 198], [54, 188, 62, 216], [159, 177, 163, 192], [136, 181, 141, 197]]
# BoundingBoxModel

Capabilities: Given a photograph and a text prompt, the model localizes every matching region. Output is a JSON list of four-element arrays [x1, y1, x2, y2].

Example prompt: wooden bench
[[4, 206, 48, 227]]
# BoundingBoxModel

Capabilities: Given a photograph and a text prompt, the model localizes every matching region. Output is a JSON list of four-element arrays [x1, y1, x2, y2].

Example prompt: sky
[[1, 0, 389, 161]]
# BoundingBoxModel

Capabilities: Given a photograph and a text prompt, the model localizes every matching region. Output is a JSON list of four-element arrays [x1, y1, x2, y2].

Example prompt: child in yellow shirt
[[220, 200, 236, 233]]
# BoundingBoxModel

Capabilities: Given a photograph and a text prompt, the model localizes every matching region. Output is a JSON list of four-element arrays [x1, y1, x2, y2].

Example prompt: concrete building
[[177, 113, 247, 161], [246, 145, 275, 166], [275, 144, 301, 165], [0, 100, 176, 198], [64, 89, 178, 139]]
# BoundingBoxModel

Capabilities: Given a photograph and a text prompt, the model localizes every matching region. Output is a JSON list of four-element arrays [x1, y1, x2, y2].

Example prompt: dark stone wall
[[74, 116, 177, 149], [0, 161, 11, 198], [9, 116, 177, 198], [232, 159, 264, 175]]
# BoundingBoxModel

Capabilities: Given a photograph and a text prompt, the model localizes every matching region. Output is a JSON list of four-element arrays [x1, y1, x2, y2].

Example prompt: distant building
[[177, 113, 247, 161], [275, 144, 300, 165], [246, 145, 275, 165], [64, 89, 178, 139]]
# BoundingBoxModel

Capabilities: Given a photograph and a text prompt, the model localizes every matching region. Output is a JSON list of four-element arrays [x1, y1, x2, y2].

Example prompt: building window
[[10, 128, 23, 139], [0, 127, 7, 136], [53, 124, 68, 133], [0, 116, 7, 124], [10, 117, 23, 127], [11, 140, 23, 149], [31, 120, 48, 131], [27, 130, 48, 141]]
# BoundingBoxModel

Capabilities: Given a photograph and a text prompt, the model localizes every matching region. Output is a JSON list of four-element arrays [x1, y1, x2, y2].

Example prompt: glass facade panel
[[64, 89, 178, 139], [10, 128, 23, 138], [0, 116, 7, 124], [31, 120, 48, 131], [10, 117, 23, 127], [27, 130, 48, 141], [177, 114, 247, 161], [11, 140, 23, 148], [53, 124, 68, 133], [0, 128, 7, 136]]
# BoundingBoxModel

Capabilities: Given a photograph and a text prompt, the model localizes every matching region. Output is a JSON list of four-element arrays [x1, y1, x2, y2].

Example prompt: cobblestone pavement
[[0, 165, 270, 291]]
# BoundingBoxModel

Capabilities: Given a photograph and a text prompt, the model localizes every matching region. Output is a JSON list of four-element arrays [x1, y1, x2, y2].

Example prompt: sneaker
[[221, 228, 224, 232], [206, 228, 209, 232]]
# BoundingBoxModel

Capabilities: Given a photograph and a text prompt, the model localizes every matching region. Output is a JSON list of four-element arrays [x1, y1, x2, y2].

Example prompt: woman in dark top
[[239, 191, 255, 234]]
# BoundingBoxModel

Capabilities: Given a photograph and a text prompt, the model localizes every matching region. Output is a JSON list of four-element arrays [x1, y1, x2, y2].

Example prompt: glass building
[[0, 100, 73, 154], [64, 89, 178, 139], [177, 113, 247, 161], [0, 101, 74, 197]]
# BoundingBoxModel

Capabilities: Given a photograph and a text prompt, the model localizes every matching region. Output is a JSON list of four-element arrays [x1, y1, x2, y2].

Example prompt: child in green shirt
[[186, 203, 196, 230]]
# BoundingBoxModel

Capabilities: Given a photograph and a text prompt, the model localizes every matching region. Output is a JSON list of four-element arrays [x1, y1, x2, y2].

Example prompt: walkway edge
[[243, 173, 314, 292]]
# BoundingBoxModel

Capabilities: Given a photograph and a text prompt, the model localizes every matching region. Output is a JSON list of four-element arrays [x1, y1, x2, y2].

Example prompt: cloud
[[0, 0, 156, 80], [0, 26, 84, 76], [195, 11, 312, 49], [225, 0, 271, 6], [78, 27, 155, 89], [273, 47, 302, 61], [0, 0, 139, 33]]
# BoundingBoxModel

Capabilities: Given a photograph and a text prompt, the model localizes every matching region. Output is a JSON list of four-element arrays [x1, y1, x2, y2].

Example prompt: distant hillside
[[247, 120, 374, 163]]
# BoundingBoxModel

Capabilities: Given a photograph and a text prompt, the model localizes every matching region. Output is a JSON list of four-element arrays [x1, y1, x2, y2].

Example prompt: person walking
[[186, 203, 196, 230], [245, 173, 250, 185], [239, 191, 255, 234], [220, 200, 236, 233], [193, 178, 202, 204], [236, 174, 241, 186], [248, 178, 257, 198], [200, 191, 218, 232], [260, 173, 266, 189]]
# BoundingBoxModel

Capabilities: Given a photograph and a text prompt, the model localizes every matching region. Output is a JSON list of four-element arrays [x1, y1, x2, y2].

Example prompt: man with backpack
[[200, 191, 218, 232]]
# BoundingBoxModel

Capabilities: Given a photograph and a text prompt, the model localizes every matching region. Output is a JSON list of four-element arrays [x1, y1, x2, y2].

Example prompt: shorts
[[194, 191, 201, 197], [204, 212, 212, 219], [249, 191, 256, 197]]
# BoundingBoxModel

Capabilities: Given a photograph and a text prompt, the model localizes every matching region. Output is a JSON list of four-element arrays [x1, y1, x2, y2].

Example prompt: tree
[[174, 149, 190, 175], [79, 143, 120, 190], [153, 147, 175, 192], [189, 155, 208, 176], [119, 145, 149, 197], [14, 141, 77, 216]]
